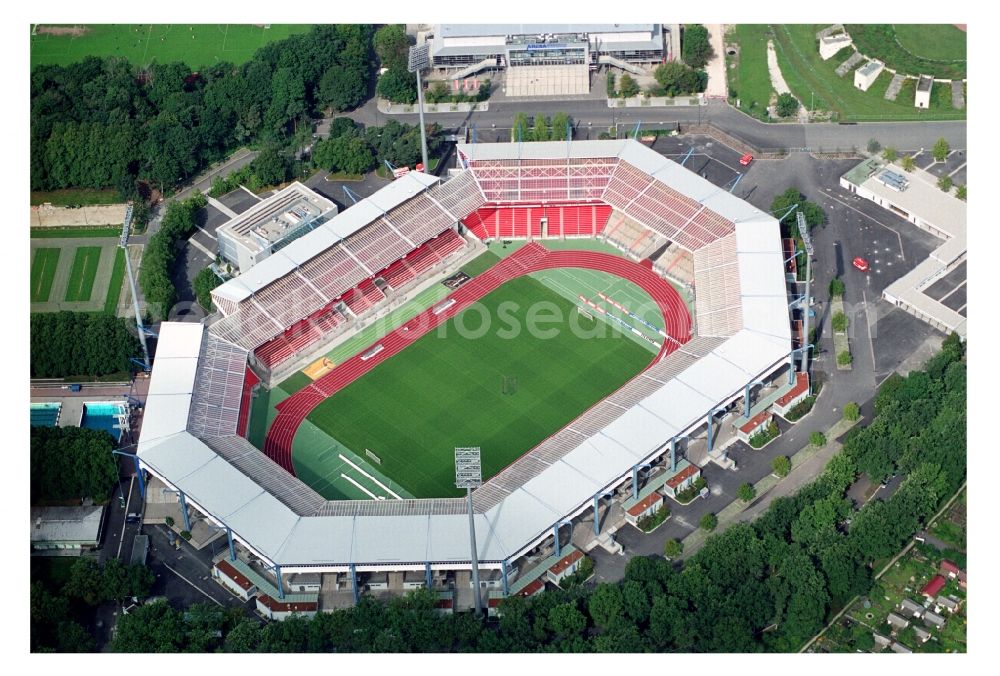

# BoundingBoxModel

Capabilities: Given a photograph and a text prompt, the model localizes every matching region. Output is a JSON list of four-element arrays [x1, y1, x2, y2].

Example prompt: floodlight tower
[[455, 447, 483, 616], [408, 44, 431, 173], [119, 203, 150, 371]]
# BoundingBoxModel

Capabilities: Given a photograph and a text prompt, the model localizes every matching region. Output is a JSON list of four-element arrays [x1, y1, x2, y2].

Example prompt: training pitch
[[294, 274, 655, 499]]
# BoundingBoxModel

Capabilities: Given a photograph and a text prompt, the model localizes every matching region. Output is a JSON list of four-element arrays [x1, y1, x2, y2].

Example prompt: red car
[[852, 257, 870, 272], [739, 153, 754, 166]]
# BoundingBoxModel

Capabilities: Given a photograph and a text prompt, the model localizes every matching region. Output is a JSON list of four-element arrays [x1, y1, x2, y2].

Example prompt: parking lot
[[914, 147, 967, 186]]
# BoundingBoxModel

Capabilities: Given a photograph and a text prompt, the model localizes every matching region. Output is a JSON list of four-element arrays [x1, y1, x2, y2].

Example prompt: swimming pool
[[81, 402, 128, 441], [30, 402, 61, 427]]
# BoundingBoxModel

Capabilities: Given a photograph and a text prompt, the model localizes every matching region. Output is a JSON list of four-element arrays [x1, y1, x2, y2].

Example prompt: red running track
[[263, 243, 692, 474]]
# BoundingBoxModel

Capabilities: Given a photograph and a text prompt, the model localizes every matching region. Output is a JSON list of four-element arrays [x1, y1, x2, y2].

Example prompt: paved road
[[336, 98, 966, 153]]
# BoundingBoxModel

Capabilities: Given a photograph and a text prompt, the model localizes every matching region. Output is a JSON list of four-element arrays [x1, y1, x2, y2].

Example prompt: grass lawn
[[30, 188, 120, 206], [459, 250, 502, 278], [30, 24, 314, 69], [103, 248, 126, 315], [300, 275, 652, 498], [771, 25, 965, 122], [726, 25, 774, 121], [30, 226, 120, 239], [30, 248, 61, 302], [846, 24, 966, 79], [892, 25, 967, 62], [64, 246, 102, 302]]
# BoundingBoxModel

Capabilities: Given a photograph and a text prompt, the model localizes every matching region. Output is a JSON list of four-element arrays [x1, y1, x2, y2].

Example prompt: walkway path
[[703, 25, 728, 99]]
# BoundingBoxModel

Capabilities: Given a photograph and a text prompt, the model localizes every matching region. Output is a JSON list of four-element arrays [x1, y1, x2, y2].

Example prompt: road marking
[[823, 193, 905, 262], [947, 161, 967, 178], [195, 225, 217, 241], [862, 290, 876, 375], [938, 280, 965, 303], [187, 235, 215, 259], [162, 562, 223, 606]]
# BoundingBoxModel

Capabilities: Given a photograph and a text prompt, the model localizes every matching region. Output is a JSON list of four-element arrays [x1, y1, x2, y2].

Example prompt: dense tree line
[[30, 426, 120, 502], [209, 146, 293, 197], [374, 24, 418, 104], [138, 193, 207, 318], [30, 311, 140, 378], [681, 24, 715, 69], [31, 559, 156, 652], [511, 113, 574, 142], [651, 62, 708, 97], [105, 336, 964, 653], [312, 118, 444, 175], [31, 26, 375, 197], [193, 267, 223, 312]]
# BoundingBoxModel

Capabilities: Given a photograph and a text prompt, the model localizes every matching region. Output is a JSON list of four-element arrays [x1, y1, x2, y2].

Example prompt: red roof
[[666, 464, 700, 489], [776, 372, 809, 407], [939, 560, 961, 577], [516, 578, 545, 597], [549, 549, 584, 576], [626, 492, 664, 517], [921, 575, 946, 598], [739, 410, 772, 435], [256, 594, 318, 613], [215, 560, 254, 591]]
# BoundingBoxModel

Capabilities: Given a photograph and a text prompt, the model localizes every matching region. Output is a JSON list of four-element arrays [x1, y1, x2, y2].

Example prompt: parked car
[[852, 256, 870, 272], [739, 153, 754, 166]]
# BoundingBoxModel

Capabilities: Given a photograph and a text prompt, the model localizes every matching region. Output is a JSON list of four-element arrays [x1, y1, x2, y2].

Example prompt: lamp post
[[455, 447, 483, 616], [408, 44, 431, 173]]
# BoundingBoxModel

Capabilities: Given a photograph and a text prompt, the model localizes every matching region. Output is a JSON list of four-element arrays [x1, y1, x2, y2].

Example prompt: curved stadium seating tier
[[140, 139, 792, 586]]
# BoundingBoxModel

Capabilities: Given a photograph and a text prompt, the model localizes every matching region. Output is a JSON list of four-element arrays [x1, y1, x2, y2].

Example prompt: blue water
[[30, 403, 61, 427], [81, 403, 127, 441]]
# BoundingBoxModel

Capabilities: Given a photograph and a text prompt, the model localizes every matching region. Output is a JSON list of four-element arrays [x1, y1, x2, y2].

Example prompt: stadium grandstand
[[137, 139, 797, 613]]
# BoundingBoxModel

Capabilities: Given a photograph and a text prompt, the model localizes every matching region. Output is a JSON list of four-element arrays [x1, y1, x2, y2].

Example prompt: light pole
[[408, 44, 431, 172], [455, 447, 483, 616]]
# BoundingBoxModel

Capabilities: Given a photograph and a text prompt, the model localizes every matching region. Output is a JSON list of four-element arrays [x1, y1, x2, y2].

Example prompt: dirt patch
[[31, 203, 127, 228], [35, 25, 90, 37]]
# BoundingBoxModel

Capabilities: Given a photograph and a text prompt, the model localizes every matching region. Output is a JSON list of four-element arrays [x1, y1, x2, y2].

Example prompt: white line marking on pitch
[[339, 454, 402, 499], [341, 473, 381, 500]]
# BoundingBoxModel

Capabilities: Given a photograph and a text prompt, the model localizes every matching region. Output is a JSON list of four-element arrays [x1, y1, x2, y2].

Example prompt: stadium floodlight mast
[[455, 447, 483, 616], [408, 43, 431, 173], [120, 203, 151, 371]]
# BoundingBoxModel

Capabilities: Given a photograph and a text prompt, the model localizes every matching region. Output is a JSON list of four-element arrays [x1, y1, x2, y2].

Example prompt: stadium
[[137, 138, 798, 615]]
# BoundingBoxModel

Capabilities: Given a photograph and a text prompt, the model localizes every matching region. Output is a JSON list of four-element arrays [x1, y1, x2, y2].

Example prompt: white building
[[217, 182, 337, 274], [854, 60, 884, 91], [30, 506, 105, 555], [819, 34, 853, 60], [915, 75, 933, 108]]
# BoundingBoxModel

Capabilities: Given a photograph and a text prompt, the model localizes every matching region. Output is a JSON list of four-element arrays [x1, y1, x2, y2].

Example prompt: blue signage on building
[[525, 43, 568, 51]]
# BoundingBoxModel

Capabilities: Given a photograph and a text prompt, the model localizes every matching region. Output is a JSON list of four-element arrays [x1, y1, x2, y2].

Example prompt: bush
[[843, 402, 860, 422], [776, 92, 800, 118], [559, 556, 594, 589], [901, 155, 916, 172], [180, 531, 192, 541], [664, 538, 683, 558], [956, 185, 967, 201], [682, 24, 714, 69], [832, 311, 848, 333], [193, 267, 222, 312], [619, 73, 640, 98], [932, 138, 950, 163], [810, 431, 827, 447], [165, 516, 175, 527], [837, 350, 853, 366], [772, 455, 791, 477], [606, 72, 616, 98], [867, 139, 881, 153], [748, 420, 780, 449], [882, 147, 898, 163], [785, 395, 816, 422], [737, 482, 757, 502], [699, 513, 718, 532], [636, 505, 671, 532], [938, 175, 953, 192], [829, 277, 845, 298]]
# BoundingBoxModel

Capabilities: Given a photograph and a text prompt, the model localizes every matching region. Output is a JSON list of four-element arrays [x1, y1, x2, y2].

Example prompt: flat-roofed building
[[915, 75, 933, 108], [30, 506, 105, 555], [217, 182, 337, 273], [854, 60, 884, 91]]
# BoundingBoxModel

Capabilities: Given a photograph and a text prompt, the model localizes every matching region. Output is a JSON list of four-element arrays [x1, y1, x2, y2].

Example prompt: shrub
[[785, 395, 816, 422], [664, 539, 683, 558], [956, 184, 966, 201], [932, 137, 950, 163], [882, 147, 898, 163], [180, 531, 192, 541], [901, 155, 916, 172], [737, 482, 757, 502], [843, 402, 860, 421], [810, 431, 827, 447], [776, 92, 800, 118], [748, 421, 780, 449], [772, 455, 791, 477], [867, 139, 881, 153], [636, 505, 671, 532], [829, 277, 845, 298], [837, 350, 853, 366], [832, 311, 848, 333], [165, 516, 175, 528], [619, 73, 640, 98], [938, 175, 953, 192], [606, 71, 616, 98], [700, 513, 718, 532]]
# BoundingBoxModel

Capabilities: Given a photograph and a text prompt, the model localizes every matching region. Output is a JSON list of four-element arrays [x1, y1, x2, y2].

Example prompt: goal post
[[365, 449, 382, 465]]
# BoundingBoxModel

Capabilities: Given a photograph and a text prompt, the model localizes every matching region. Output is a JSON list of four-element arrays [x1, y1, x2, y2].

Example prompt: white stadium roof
[[138, 140, 791, 571]]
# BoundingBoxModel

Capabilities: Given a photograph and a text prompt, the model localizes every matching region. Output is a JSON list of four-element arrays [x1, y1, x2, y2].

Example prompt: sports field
[[30, 248, 61, 302], [30, 24, 313, 69], [296, 274, 654, 499], [64, 247, 102, 302]]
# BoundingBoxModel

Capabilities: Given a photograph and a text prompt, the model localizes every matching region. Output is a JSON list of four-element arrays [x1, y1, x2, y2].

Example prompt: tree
[[31, 426, 119, 503], [547, 602, 587, 639], [193, 267, 222, 311], [832, 311, 848, 333], [30, 312, 141, 379], [377, 66, 417, 104], [837, 350, 853, 366], [829, 277, 845, 298], [843, 402, 860, 421], [252, 146, 290, 187], [224, 618, 263, 652], [700, 512, 718, 531], [810, 431, 827, 447], [318, 65, 368, 112], [737, 482, 757, 502], [550, 112, 572, 141], [653, 62, 706, 96], [772, 455, 791, 477], [587, 583, 624, 630], [619, 73, 640, 98], [606, 71, 616, 98], [664, 538, 683, 559], [112, 600, 185, 652], [426, 80, 449, 104], [532, 114, 550, 142], [937, 175, 953, 192], [882, 147, 898, 163], [511, 112, 530, 142], [776, 92, 799, 118], [866, 139, 881, 153], [374, 24, 410, 70], [682, 24, 714, 69], [956, 184, 966, 201], [932, 137, 950, 163], [901, 155, 916, 172]]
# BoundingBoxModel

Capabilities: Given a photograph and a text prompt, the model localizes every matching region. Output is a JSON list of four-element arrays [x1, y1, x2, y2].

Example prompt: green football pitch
[[296, 274, 655, 499], [64, 247, 102, 302], [30, 248, 61, 302], [30, 24, 313, 69]]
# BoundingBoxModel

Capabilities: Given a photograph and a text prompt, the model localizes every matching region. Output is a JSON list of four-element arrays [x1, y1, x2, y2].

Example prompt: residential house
[[923, 610, 946, 629], [890, 641, 913, 653], [899, 598, 925, 618], [913, 626, 932, 644], [936, 595, 961, 614], [921, 574, 946, 599], [886, 612, 910, 632]]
